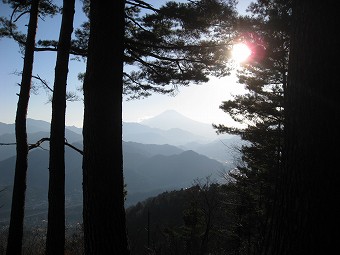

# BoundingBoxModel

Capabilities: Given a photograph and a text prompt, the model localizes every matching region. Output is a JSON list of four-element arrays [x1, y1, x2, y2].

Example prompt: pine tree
[[80, 0, 238, 253], [82, 0, 129, 253], [213, 0, 292, 253], [6, 1, 40, 254], [46, 0, 75, 254], [263, 0, 340, 254], [1, 2, 64, 254]]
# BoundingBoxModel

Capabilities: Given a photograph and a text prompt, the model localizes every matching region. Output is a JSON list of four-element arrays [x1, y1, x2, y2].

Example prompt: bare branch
[[28, 137, 50, 150], [32, 74, 53, 92], [65, 142, 83, 155], [1, 138, 83, 155], [33, 46, 87, 57], [9, 5, 27, 45], [12, 10, 30, 23], [0, 142, 16, 146]]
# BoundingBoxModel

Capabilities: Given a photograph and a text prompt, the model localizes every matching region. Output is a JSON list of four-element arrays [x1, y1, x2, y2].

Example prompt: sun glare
[[231, 43, 252, 63]]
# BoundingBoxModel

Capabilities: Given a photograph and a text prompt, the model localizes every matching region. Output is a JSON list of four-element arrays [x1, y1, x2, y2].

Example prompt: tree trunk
[[263, 1, 340, 254], [82, 0, 130, 254], [6, 0, 40, 254], [45, 0, 75, 254]]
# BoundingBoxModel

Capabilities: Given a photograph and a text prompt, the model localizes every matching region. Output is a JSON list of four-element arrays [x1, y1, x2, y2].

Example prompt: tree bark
[[45, 0, 75, 254], [6, 0, 40, 254], [263, 1, 340, 254], [82, 0, 130, 254]]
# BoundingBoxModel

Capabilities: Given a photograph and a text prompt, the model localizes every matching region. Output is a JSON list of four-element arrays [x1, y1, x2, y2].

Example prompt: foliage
[[126, 178, 247, 255], [0, 0, 80, 99], [122, 0, 238, 98], [213, 0, 292, 253], [40, 0, 239, 99], [0, 0, 60, 51]]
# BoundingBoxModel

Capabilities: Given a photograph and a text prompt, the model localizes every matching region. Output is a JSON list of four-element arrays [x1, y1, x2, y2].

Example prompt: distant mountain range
[[0, 110, 225, 140], [0, 110, 243, 225], [0, 110, 242, 163]]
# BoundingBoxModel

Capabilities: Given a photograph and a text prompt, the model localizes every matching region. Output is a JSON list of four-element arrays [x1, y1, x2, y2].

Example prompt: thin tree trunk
[[263, 1, 340, 254], [6, 0, 40, 254], [45, 0, 75, 254], [82, 0, 130, 254]]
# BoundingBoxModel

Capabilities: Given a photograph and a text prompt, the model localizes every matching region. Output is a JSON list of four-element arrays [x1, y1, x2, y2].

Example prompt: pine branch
[[126, 0, 158, 12]]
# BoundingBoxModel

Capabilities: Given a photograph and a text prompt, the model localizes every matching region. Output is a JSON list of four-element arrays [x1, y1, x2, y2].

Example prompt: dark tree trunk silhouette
[[6, 0, 40, 254], [82, 0, 130, 254], [45, 0, 75, 254], [263, 1, 340, 254]]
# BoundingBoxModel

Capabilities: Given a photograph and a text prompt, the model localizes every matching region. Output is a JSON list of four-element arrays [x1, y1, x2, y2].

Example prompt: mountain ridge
[[1, 110, 230, 141], [0, 141, 228, 224], [0, 111, 241, 162]]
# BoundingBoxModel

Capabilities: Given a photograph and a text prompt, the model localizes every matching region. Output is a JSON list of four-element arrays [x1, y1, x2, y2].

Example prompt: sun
[[231, 43, 252, 63]]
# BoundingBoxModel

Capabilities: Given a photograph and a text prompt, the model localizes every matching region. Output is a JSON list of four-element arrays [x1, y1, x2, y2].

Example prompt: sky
[[0, 0, 251, 128]]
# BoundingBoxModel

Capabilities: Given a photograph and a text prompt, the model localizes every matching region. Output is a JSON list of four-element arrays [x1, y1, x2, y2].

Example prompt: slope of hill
[[124, 149, 224, 193], [0, 122, 13, 135], [123, 141, 184, 157], [0, 141, 228, 224], [181, 135, 244, 163]]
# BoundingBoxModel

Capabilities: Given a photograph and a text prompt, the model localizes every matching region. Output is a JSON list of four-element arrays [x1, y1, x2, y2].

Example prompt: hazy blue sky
[[0, 0, 251, 128]]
